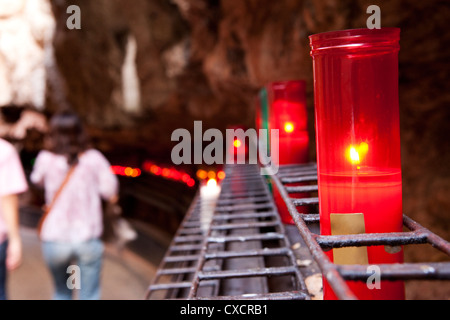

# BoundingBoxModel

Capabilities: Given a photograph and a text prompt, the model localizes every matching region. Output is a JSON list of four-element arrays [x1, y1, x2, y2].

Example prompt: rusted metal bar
[[215, 191, 267, 199], [204, 248, 291, 260], [164, 254, 204, 263], [210, 221, 280, 231], [281, 175, 318, 184], [212, 211, 277, 221], [314, 231, 429, 249], [149, 282, 195, 291], [402, 215, 450, 256], [182, 221, 203, 228], [298, 214, 320, 223], [198, 266, 298, 281], [285, 185, 319, 193], [173, 235, 205, 243], [207, 233, 286, 244], [215, 202, 274, 212], [195, 291, 309, 300], [291, 198, 320, 206], [156, 267, 197, 276], [278, 171, 319, 179], [216, 196, 271, 205], [169, 244, 203, 252], [276, 163, 317, 177], [178, 228, 204, 235], [150, 280, 217, 291], [338, 262, 450, 281]]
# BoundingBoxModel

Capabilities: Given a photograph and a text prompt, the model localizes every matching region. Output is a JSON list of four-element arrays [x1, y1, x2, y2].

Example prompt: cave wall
[[48, 0, 450, 297], [0, 0, 54, 109]]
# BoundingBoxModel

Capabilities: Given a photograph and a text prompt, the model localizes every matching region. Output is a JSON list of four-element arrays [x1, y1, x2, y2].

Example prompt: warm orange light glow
[[131, 168, 141, 177], [217, 171, 226, 180], [359, 142, 369, 155], [346, 142, 369, 165], [196, 169, 207, 180], [284, 122, 295, 133], [207, 171, 216, 179], [234, 139, 242, 148]]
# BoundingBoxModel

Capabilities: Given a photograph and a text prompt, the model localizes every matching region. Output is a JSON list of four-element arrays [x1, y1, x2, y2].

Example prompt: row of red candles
[[255, 28, 404, 300], [110, 162, 197, 188]]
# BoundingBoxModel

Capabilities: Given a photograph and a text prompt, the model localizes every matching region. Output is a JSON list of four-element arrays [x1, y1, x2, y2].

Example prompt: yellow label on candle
[[330, 213, 368, 265]]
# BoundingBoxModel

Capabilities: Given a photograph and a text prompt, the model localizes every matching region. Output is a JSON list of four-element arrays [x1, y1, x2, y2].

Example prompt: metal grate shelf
[[270, 163, 450, 300], [146, 164, 310, 300], [146, 162, 450, 300]]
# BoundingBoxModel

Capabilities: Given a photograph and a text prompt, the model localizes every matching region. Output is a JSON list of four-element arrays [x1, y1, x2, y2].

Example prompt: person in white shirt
[[31, 111, 118, 300]]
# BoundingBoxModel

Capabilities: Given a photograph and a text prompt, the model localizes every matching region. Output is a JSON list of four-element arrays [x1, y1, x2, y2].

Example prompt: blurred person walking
[[0, 138, 28, 300], [30, 111, 119, 300]]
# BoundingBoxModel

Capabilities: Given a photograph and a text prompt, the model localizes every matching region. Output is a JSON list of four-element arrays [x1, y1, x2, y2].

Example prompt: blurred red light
[[172, 170, 181, 180], [141, 161, 198, 188], [151, 165, 162, 175], [187, 179, 195, 187], [131, 168, 141, 177], [162, 168, 170, 177], [111, 165, 141, 178]]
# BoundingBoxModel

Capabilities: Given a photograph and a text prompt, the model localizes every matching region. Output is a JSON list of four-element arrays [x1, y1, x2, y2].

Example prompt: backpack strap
[[37, 165, 77, 236]]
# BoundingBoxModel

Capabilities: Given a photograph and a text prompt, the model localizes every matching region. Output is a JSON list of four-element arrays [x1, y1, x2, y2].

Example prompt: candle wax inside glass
[[319, 167, 404, 300]]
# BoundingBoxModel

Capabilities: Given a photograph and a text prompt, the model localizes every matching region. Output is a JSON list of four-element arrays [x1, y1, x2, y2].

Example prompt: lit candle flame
[[346, 142, 369, 166], [207, 178, 217, 188], [349, 147, 360, 164], [284, 122, 295, 133]]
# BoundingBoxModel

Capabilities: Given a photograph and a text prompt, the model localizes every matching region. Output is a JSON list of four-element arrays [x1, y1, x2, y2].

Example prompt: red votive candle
[[267, 80, 309, 165], [310, 28, 404, 300], [266, 80, 310, 224]]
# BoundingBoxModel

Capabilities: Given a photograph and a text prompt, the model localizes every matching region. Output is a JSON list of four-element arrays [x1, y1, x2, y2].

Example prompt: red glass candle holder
[[266, 80, 310, 224], [267, 80, 309, 165], [310, 28, 404, 300]]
